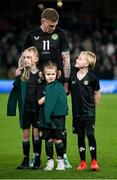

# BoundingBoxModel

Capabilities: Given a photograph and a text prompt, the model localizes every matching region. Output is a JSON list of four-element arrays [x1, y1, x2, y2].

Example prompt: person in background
[[69, 51, 100, 171]]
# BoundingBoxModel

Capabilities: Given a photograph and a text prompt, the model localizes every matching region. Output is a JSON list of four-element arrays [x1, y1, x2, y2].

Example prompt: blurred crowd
[[0, 12, 117, 79]]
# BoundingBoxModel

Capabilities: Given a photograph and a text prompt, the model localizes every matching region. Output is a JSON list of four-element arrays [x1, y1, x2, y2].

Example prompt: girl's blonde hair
[[81, 51, 96, 70], [18, 46, 39, 81]]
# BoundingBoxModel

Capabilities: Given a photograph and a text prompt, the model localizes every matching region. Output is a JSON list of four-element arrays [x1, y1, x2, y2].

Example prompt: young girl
[[7, 46, 42, 169], [69, 51, 100, 171], [37, 61, 68, 171]]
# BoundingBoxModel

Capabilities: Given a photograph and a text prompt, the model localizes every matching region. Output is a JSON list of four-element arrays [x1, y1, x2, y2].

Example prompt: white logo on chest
[[72, 80, 75, 84], [34, 36, 39, 40]]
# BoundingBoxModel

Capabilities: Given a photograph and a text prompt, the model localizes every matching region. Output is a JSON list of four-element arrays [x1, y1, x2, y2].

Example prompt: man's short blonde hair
[[81, 51, 96, 70], [41, 8, 59, 22]]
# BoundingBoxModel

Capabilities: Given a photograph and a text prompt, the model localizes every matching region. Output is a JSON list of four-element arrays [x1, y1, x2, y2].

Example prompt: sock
[[78, 134, 86, 161], [22, 141, 30, 158], [45, 141, 53, 160], [87, 134, 97, 160], [55, 141, 64, 160], [63, 153, 67, 159], [63, 129, 67, 154], [33, 137, 42, 159], [32, 133, 35, 154]]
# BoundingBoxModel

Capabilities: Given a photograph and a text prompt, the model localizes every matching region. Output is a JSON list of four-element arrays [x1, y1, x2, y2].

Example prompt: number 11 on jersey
[[43, 40, 50, 51]]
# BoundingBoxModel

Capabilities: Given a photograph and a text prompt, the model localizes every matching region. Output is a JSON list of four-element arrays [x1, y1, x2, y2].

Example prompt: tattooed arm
[[62, 51, 71, 79], [62, 51, 71, 93]]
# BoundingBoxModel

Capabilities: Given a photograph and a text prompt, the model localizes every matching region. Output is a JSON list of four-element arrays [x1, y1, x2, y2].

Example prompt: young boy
[[69, 51, 100, 171], [37, 61, 68, 171], [7, 47, 42, 169]]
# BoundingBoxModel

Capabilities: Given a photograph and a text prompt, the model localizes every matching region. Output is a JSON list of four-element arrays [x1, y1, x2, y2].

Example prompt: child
[[37, 61, 68, 171], [7, 46, 42, 169], [69, 51, 100, 171]]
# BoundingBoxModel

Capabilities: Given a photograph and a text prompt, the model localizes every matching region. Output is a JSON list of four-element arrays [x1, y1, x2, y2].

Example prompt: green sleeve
[[7, 80, 18, 116]]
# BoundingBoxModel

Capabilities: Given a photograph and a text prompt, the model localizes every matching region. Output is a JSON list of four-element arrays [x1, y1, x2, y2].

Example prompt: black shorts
[[38, 115, 66, 130], [39, 129, 65, 140], [72, 117, 95, 136], [50, 116, 66, 129], [22, 110, 38, 129]]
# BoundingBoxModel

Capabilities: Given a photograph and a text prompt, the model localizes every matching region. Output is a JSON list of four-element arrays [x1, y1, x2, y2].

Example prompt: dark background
[[0, 0, 117, 79], [1, 0, 117, 17]]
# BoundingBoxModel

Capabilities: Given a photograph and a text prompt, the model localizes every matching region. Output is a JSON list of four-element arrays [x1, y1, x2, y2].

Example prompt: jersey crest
[[51, 33, 59, 40], [83, 80, 88, 85]]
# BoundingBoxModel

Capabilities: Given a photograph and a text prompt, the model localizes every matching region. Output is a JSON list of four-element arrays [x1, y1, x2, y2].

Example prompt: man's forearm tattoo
[[62, 51, 71, 78]]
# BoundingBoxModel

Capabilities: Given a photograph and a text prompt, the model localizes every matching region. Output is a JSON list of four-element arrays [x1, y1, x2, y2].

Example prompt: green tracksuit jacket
[[7, 77, 26, 129], [44, 80, 68, 126]]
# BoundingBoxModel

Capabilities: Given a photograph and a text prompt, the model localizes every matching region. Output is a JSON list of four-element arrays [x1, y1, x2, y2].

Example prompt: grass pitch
[[0, 93, 117, 179]]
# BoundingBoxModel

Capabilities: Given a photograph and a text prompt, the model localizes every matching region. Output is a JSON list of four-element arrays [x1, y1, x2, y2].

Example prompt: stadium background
[[0, 0, 117, 93], [0, 1, 117, 179]]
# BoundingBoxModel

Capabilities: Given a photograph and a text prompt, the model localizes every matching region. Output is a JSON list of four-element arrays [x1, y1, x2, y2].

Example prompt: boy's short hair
[[81, 51, 96, 70], [43, 61, 58, 73], [41, 8, 59, 22]]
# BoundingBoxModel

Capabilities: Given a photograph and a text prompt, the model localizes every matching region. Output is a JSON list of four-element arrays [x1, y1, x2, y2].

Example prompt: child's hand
[[15, 68, 21, 77]]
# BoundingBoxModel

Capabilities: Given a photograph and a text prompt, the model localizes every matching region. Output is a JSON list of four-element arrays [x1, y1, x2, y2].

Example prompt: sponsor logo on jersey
[[37, 78, 42, 84], [34, 36, 39, 40], [51, 33, 59, 40], [84, 80, 88, 85], [72, 80, 75, 84]]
